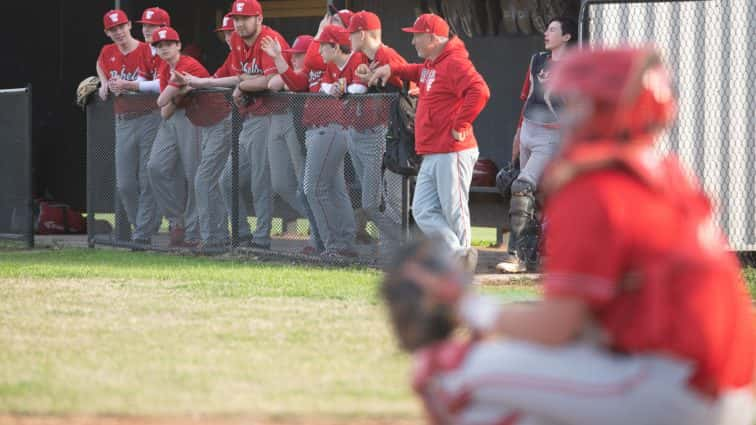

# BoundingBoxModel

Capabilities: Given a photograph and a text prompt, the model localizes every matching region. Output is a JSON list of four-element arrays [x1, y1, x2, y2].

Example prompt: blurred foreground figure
[[381, 47, 755, 425]]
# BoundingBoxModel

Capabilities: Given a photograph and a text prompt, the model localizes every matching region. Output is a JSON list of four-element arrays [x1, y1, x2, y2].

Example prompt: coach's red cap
[[137, 7, 171, 26], [151, 26, 181, 45], [315, 25, 350, 46], [229, 0, 262, 17], [215, 14, 235, 32], [103, 10, 129, 30], [402, 13, 449, 37], [347, 11, 381, 33], [283, 35, 314, 53]]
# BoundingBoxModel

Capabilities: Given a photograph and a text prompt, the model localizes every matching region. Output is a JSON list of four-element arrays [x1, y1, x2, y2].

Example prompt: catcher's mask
[[548, 46, 677, 145], [380, 238, 465, 352]]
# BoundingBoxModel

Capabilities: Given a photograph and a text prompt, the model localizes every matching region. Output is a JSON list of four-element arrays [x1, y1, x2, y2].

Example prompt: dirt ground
[[0, 416, 422, 425]]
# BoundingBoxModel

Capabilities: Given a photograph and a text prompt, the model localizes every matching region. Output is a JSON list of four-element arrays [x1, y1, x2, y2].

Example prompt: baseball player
[[346, 11, 409, 252], [264, 34, 325, 254], [137, 7, 171, 93], [95, 9, 162, 246], [215, 13, 235, 48], [183, 0, 295, 249], [306, 23, 373, 257], [381, 47, 755, 425], [147, 27, 209, 247], [369, 14, 490, 271], [496, 17, 577, 273]]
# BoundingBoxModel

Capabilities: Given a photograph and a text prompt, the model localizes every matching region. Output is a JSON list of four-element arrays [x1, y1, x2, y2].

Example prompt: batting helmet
[[548, 46, 677, 144]]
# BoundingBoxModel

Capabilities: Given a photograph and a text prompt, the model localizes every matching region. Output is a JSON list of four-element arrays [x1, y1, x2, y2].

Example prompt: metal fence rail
[[0, 86, 33, 248], [580, 0, 756, 261], [86, 89, 406, 263]]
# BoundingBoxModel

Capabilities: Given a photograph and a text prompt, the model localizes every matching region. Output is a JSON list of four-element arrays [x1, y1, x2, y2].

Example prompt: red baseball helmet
[[548, 46, 677, 145]]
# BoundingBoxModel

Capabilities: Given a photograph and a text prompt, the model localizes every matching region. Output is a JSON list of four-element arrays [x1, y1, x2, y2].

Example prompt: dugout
[[0, 0, 574, 231]]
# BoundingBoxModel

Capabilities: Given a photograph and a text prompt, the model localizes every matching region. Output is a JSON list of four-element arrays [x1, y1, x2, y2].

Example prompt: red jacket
[[393, 38, 490, 155]]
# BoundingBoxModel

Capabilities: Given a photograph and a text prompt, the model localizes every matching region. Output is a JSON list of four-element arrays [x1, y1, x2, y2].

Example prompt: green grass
[[0, 248, 536, 421]]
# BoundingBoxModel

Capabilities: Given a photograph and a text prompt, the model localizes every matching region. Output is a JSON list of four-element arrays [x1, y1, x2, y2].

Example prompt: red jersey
[[158, 55, 230, 127], [542, 148, 755, 395], [323, 52, 369, 128], [228, 28, 290, 115], [393, 38, 489, 155], [98, 42, 157, 114], [351, 44, 409, 131]]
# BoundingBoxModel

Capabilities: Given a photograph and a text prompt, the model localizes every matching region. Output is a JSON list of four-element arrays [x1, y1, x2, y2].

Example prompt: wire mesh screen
[[0, 87, 33, 248], [584, 0, 756, 261], [86, 90, 403, 262]]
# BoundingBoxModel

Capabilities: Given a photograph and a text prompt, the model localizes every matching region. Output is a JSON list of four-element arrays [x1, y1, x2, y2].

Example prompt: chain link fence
[[581, 0, 756, 265], [0, 86, 33, 248], [86, 89, 406, 264]]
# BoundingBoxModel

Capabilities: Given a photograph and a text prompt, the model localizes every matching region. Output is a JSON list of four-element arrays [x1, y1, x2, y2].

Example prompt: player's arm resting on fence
[[95, 61, 109, 100], [450, 60, 490, 141], [185, 54, 240, 89], [268, 75, 286, 91], [156, 73, 191, 108]]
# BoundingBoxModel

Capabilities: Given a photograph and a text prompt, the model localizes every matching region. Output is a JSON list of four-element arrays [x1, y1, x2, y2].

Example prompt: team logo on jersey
[[110, 66, 141, 81], [145, 10, 155, 19], [158, 30, 168, 40], [109, 13, 120, 23], [420, 68, 436, 91], [309, 70, 323, 85], [241, 59, 262, 75]]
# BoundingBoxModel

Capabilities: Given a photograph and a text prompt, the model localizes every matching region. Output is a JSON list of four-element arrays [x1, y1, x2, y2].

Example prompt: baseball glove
[[76, 76, 100, 109], [380, 238, 465, 352]]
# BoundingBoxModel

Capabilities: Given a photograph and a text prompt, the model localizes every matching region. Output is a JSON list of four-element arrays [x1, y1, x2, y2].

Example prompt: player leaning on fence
[[96, 9, 162, 246], [369, 14, 490, 271]]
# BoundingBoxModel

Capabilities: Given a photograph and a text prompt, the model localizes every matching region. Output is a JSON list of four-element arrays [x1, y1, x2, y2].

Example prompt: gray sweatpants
[[220, 113, 303, 246], [147, 109, 200, 241], [303, 125, 355, 252], [518, 119, 561, 186], [435, 341, 754, 425], [412, 147, 479, 254], [195, 116, 232, 243], [347, 126, 402, 247], [114, 111, 161, 241]]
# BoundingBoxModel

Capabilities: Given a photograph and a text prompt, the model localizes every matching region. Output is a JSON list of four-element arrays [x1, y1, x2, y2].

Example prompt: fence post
[[230, 98, 241, 252], [25, 84, 34, 249]]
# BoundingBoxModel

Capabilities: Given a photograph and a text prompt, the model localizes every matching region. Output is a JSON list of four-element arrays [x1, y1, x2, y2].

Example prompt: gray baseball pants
[[303, 125, 356, 252], [147, 109, 200, 241], [437, 340, 754, 425], [195, 116, 232, 243], [114, 111, 161, 241], [347, 126, 402, 248], [518, 119, 561, 187], [412, 147, 479, 254]]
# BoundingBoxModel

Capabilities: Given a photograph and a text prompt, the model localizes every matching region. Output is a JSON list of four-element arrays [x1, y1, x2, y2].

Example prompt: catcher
[[381, 47, 755, 425]]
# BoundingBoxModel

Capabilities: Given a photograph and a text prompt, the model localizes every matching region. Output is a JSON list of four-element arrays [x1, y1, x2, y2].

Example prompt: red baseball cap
[[315, 24, 350, 46], [333, 9, 354, 28], [229, 0, 262, 17], [151, 26, 181, 45], [103, 10, 129, 30], [402, 13, 449, 37], [215, 14, 235, 32], [283, 35, 314, 54], [136, 7, 170, 26], [347, 11, 381, 33]]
